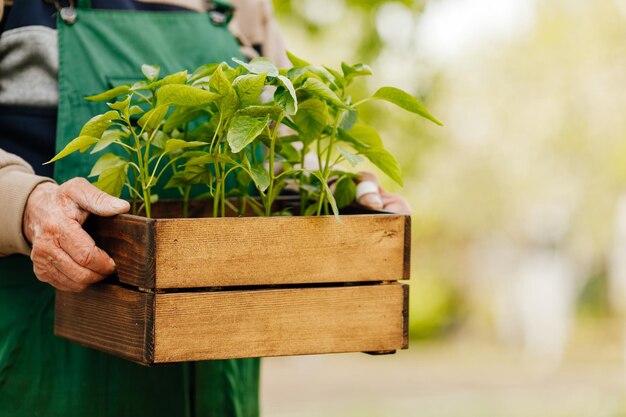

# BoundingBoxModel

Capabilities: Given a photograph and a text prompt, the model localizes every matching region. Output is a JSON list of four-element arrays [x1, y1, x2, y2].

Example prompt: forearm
[[0, 149, 54, 257]]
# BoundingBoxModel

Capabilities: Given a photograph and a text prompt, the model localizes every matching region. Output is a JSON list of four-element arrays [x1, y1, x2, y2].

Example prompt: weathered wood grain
[[153, 283, 407, 362], [86, 214, 155, 288], [154, 214, 408, 288], [55, 284, 154, 364], [87, 200, 410, 289]]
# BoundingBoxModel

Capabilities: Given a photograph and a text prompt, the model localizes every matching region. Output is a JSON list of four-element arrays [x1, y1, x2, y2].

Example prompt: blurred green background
[[262, 1, 626, 416]]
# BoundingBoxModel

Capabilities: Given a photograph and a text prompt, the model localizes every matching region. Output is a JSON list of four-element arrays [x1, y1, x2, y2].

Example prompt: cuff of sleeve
[[0, 168, 55, 256]]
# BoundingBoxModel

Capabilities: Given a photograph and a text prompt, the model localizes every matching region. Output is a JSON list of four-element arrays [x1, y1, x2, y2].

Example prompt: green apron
[[0, 3, 259, 416]]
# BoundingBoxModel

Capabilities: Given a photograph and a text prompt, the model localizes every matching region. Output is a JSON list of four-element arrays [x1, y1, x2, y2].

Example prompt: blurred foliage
[[577, 273, 611, 319], [409, 273, 461, 340], [273, 0, 626, 344]]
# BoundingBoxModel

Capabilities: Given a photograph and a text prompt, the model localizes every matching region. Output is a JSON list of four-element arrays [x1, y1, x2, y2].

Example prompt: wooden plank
[[154, 214, 408, 288], [55, 284, 154, 364], [153, 283, 407, 362], [86, 214, 155, 288]]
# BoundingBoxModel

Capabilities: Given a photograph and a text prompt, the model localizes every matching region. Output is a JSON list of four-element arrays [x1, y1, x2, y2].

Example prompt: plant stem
[[130, 128, 151, 218], [183, 185, 191, 218], [265, 115, 283, 217], [299, 146, 307, 216]]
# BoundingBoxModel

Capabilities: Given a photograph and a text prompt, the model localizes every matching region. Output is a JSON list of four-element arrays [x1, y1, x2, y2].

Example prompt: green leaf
[[162, 107, 204, 132], [85, 85, 130, 102], [236, 104, 283, 118], [142, 64, 160, 82], [232, 57, 279, 77], [334, 175, 357, 209], [156, 84, 220, 106], [129, 105, 144, 116], [300, 78, 348, 109], [304, 203, 319, 216], [79, 110, 120, 138], [288, 67, 338, 90], [90, 130, 127, 154], [338, 146, 364, 167], [293, 99, 328, 143], [339, 109, 358, 131], [342, 125, 381, 149], [210, 66, 239, 118], [153, 70, 188, 87], [138, 105, 168, 130], [150, 131, 171, 151], [181, 163, 213, 186], [274, 86, 297, 116], [89, 153, 127, 177], [250, 164, 270, 191], [361, 148, 403, 186], [341, 62, 373, 84], [278, 75, 297, 113], [336, 128, 370, 149], [323, 66, 345, 88], [189, 63, 220, 83], [45, 135, 99, 164], [280, 117, 302, 134], [372, 87, 443, 126], [93, 162, 128, 197], [164, 138, 207, 153], [346, 125, 402, 186], [276, 142, 300, 163], [286, 51, 311, 67], [131, 80, 151, 91], [227, 115, 269, 153], [209, 65, 233, 97], [233, 73, 266, 106], [107, 95, 131, 113]]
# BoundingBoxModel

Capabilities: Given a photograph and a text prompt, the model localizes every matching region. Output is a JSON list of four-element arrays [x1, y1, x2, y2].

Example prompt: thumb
[[356, 171, 383, 211], [61, 178, 130, 217]]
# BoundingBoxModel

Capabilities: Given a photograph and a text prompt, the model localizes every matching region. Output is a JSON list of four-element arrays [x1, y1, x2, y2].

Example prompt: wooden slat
[[55, 284, 154, 364], [154, 214, 408, 288], [153, 283, 407, 362], [86, 214, 155, 288]]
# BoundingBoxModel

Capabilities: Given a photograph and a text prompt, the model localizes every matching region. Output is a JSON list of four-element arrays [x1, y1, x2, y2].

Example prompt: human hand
[[355, 172, 411, 214], [23, 178, 130, 292]]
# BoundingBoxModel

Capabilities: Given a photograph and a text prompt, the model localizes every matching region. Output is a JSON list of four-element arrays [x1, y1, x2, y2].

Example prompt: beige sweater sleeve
[[0, 149, 54, 257]]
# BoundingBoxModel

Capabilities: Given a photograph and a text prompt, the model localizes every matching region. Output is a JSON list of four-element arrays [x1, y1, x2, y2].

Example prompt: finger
[[61, 177, 130, 217], [50, 264, 90, 292], [50, 245, 107, 286], [58, 220, 116, 275], [355, 176, 383, 211], [381, 194, 412, 214], [33, 262, 85, 292], [358, 190, 383, 210]]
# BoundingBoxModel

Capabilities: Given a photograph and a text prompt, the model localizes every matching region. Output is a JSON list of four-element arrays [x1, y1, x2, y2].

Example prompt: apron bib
[[0, 3, 259, 416]]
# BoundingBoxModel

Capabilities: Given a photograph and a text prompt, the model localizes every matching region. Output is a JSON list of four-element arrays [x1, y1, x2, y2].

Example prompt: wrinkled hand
[[23, 178, 130, 292], [355, 172, 411, 214]]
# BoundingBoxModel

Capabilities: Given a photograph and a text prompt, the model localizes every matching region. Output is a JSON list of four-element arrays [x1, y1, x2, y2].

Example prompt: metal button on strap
[[44, 0, 77, 25]]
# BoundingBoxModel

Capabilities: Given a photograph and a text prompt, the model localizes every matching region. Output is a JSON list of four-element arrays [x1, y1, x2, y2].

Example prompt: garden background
[[262, 1, 626, 416]]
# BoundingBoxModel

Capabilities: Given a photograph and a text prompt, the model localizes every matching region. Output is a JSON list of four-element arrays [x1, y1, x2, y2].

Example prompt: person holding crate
[[0, 0, 410, 415]]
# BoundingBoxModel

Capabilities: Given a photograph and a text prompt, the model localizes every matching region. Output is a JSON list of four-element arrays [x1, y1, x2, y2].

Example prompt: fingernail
[[111, 200, 129, 211], [109, 258, 116, 271], [360, 193, 383, 210]]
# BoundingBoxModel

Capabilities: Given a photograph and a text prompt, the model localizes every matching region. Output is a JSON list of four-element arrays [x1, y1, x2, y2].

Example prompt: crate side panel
[[153, 283, 406, 362], [86, 215, 155, 288], [154, 214, 407, 288], [55, 284, 154, 364]]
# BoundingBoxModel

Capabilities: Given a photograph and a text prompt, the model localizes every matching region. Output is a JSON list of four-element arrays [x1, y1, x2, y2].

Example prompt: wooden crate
[[54, 202, 410, 365]]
